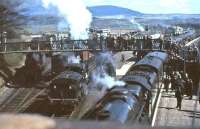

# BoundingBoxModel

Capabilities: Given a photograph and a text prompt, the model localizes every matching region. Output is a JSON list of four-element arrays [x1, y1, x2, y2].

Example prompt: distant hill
[[88, 5, 143, 17], [91, 17, 138, 30]]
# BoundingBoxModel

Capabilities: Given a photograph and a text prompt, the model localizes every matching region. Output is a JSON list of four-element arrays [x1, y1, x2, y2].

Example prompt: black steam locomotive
[[81, 51, 168, 124], [5, 53, 88, 107], [48, 63, 87, 105]]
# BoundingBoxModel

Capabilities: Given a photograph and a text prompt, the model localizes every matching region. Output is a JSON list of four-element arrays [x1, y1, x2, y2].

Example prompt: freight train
[[80, 51, 168, 124]]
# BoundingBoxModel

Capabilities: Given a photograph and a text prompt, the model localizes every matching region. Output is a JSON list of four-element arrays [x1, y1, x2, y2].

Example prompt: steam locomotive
[[5, 53, 88, 107], [48, 63, 87, 105], [80, 51, 168, 124]]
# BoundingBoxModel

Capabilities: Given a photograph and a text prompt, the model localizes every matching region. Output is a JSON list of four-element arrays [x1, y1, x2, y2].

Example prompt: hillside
[[88, 5, 143, 17], [91, 18, 140, 30]]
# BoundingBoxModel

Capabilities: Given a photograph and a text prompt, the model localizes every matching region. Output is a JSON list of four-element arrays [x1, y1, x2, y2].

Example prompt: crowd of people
[[163, 71, 193, 110], [105, 34, 163, 51]]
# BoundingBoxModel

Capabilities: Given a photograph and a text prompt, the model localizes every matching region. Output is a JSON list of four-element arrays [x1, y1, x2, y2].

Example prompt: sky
[[83, 0, 200, 14]]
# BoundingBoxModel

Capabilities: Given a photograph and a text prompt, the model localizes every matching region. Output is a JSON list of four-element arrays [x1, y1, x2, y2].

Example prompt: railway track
[[0, 88, 45, 112]]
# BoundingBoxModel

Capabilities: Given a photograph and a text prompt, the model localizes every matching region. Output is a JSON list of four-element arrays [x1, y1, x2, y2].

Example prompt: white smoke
[[130, 18, 145, 32], [68, 55, 81, 64], [42, 0, 92, 39], [92, 52, 126, 89], [92, 71, 126, 89]]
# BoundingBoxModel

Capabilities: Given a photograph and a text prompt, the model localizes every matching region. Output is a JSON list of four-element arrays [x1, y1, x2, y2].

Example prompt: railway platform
[[154, 90, 200, 128]]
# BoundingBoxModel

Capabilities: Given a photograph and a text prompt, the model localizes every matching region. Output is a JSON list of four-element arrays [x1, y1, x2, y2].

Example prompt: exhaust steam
[[91, 52, 126, 89], [42, 0, 92, 39]]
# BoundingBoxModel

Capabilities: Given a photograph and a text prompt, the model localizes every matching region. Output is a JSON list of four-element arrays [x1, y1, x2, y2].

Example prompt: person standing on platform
[[159, 38, 163, 50], [164, 76, 170, 92], [198, 88, 200, 104], [175, 76, 184, 110], [121, 54, 125, 63], [170, 74, 176, 91], [185, 77, 193, 99], [175, 86, 183, 110]]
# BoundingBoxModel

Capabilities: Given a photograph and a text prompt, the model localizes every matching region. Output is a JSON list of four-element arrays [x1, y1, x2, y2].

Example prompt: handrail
[[0, 39, 199, 63]]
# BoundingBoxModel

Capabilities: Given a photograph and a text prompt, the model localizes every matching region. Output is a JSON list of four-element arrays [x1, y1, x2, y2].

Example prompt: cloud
[[158, 0, 190, 13]]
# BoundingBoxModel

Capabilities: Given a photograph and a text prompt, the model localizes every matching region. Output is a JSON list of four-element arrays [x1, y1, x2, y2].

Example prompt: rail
[[0, 88, 45, 112]]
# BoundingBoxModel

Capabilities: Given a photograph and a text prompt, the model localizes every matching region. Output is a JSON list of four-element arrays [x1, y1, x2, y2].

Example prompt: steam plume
[[92, 69, 126, 89], [68, 55, 81, 64], [130, 18, 145, 32], [92, 52, 126, 89], [42, 0, 92, 39]]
